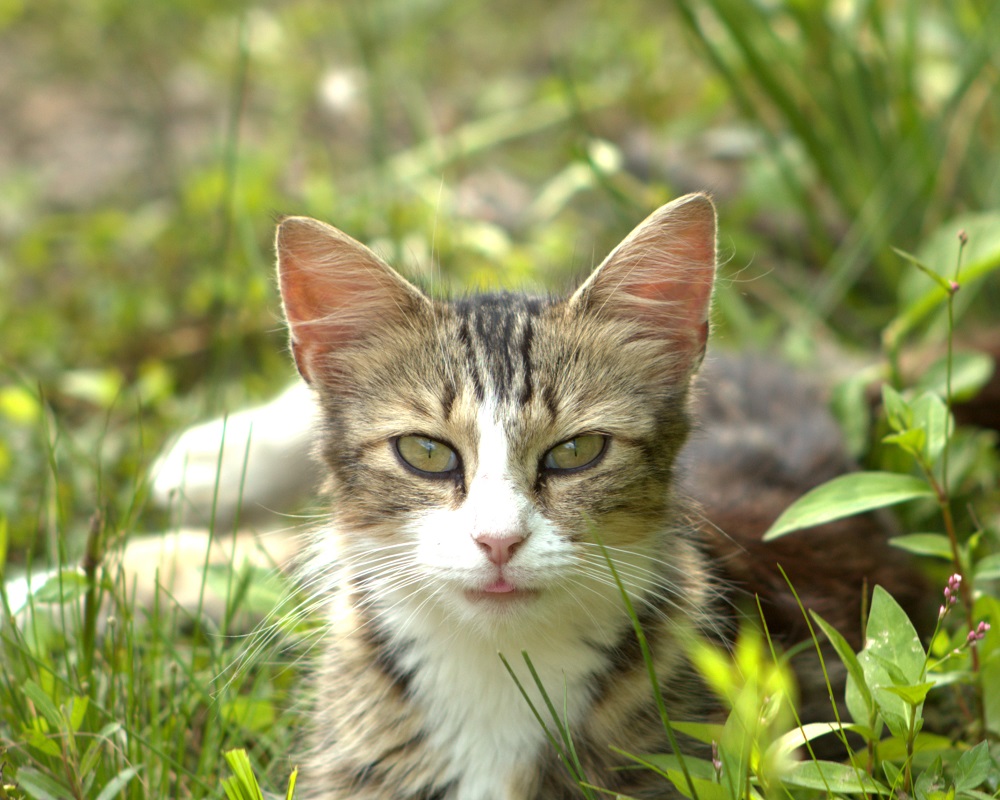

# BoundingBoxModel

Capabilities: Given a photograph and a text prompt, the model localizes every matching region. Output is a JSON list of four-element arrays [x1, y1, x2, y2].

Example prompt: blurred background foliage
[[0, 0, 998, 557]]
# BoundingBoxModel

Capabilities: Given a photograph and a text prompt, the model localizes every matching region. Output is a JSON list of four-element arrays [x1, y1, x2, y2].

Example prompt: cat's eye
[[543, 434, 607, 472], [395, 435, 459, 475]]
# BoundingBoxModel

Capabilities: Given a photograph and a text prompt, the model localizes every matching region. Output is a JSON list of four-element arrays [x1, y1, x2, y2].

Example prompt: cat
[[274, 193, 926, 799]]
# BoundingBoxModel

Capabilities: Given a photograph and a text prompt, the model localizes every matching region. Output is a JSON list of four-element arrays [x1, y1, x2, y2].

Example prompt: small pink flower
[[968, 621, 991, 644]]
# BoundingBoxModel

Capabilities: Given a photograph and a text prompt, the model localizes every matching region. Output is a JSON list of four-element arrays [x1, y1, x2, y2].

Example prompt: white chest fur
[[387, 601, 612, 800]]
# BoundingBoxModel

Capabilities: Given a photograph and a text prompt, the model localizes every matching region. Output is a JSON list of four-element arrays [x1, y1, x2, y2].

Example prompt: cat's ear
[[275, 216, 429, 385], [570, 193, 716, 376]]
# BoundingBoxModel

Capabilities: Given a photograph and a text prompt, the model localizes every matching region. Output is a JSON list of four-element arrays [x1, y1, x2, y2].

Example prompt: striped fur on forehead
[[451, 292, 548, 406]]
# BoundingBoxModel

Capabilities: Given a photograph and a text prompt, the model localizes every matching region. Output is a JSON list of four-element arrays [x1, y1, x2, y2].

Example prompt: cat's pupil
[[544, 434, 606, 471], [396, 435, 458, 474]]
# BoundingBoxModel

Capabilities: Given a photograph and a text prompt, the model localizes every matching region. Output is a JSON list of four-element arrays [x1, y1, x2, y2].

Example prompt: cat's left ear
[[570, 193, 716, 376]]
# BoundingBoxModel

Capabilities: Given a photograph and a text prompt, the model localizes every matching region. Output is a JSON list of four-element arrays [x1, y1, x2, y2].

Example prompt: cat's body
[[274, 195, 925, 799]]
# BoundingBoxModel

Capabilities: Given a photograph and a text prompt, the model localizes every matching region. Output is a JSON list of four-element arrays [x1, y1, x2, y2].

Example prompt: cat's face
[[277, 195, 716, 633]]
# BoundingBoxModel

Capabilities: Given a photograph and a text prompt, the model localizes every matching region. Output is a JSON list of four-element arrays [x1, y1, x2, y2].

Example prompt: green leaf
[[22, 726, 61, 758], [859, 587, 927, 737], [954, 740, 991, 793], [629, 753, 716, 781], [882, 384, 912, 432], [889, 533, 954, 560], [811, 611, 873, 711], [32, 568, 88, 605], [764, 722, 867, 762], [882, 428, 927, 459], [974, 553, 1000, 581], [881, 681, 935, 706], [11, 767, 76, 800], [780, 760, 886, 792], [865, 587, 926, 684], [875, 732, 954, 761], [911, 392, 951, 465], [223, 749, 265, 800], [763, 473, 934, 540], [65, 695, 89, 733], [94, 767, 142, 800], [917, 352, 995, 402], [284, 767, 298, 800], [914, 757, 946, 800], [23, 680, 63, 730], [668, 721, 725, 745], [666, 773, 732, 800]]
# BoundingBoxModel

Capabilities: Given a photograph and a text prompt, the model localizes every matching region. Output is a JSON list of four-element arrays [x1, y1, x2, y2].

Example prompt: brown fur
[[272, 195, 925, 799]]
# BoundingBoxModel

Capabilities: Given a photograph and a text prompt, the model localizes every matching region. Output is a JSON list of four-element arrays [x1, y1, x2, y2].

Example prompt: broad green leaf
[[844, 674, 877, 735], [668, 721, 725, 745], [882, 428, 926, 459], [763, 473, 933, 540], [865, 587, 926, 684], [875, 732, 955, 761], [780, 760, 886, 792], [889, 533, 954, 560], [881, 681, 935, 706], [859, 587, 927, 737], [974, 553, 1000, 581], [811, 611, 872, 711], [882, 384, 912, 432], [911, 392, 951, 465], [954, 740, 992, 793], [764, 722, 867, 762], [918, 352, 995, 402]]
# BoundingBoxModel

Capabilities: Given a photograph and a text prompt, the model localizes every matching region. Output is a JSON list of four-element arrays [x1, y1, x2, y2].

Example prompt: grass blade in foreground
[[763, 472, 933, 540]]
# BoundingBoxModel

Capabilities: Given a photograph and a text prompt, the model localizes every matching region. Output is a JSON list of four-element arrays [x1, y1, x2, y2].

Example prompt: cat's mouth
[[463, 575, 540, 603]]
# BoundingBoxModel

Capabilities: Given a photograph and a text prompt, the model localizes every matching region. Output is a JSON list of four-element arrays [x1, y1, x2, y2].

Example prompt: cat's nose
[[474, 534, 524, 566]]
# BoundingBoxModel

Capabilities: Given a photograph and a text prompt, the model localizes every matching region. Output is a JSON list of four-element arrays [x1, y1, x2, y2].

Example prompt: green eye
[[396, 435, 459, 475], [543, 434, 607, 472]]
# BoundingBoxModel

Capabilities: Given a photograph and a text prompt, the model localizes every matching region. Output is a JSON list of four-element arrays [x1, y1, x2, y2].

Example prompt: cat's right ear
[[275, 217, 429, 385], [569, 193, 717, 379]]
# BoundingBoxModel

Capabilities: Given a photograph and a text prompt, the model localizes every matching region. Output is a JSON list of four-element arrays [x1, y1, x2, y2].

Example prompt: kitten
[[275, 194, 924, 799]]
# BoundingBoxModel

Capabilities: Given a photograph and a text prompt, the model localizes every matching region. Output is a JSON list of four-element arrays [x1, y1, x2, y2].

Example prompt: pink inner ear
[[573, 194, 717, 373], [275, 216, 421, 385]]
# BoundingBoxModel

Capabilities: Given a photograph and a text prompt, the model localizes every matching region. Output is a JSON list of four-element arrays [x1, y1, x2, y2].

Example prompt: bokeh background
[[1, 0, 998, 568]]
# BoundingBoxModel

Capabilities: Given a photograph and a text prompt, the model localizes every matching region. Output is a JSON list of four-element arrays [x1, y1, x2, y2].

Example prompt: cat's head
[[276, 195, 716, 635]]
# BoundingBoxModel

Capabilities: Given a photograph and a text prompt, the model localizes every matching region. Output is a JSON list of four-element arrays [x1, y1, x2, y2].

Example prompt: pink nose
[[475, 534, 524, 566]]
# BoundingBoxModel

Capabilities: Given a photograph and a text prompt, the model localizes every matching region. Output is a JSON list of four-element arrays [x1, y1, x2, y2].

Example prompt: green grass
[[1, 0, 999, 796]]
